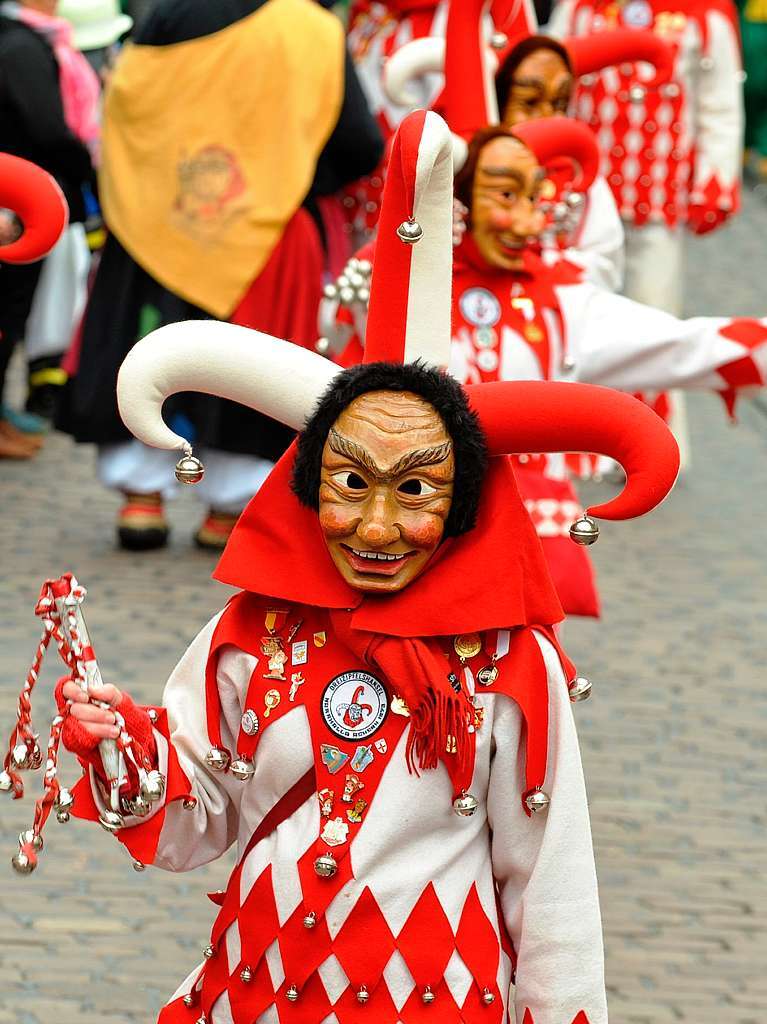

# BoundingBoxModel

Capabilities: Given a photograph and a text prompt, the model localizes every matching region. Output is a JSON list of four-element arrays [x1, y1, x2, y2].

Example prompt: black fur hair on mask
[[291, 361, 489, 537]]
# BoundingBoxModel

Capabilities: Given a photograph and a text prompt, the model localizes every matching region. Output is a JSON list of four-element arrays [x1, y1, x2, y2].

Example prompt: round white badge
[[622, 0, 653, 28], [321, 671, 388, 741], [477, 349, 500, 373], [459, 287, 501, 327], [241, 709, 259, 736]]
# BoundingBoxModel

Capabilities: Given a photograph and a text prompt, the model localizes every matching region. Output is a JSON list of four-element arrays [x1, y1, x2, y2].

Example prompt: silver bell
[[240, 966, 253, 983], [56, 808, 71, 823], [18, 830, 43, 852], [566, 192, 585, 209], [453, 792, 479, 817], [182, 994, 195, 1008], [229, 758, 256, 782], [524, 788, 551, 814], [629, 84, 646, 103], [126, 794, 152, 817], [569, 515, 599, 546], [203, 944, 215, 959], [183, 796, 198, 810], [322, 282, 338, 300], [313, 852, 338, 878], [356, 287, 370, 305], [27, 744, 43, 770], [303, 911, 317, 929], [286, 984, 299, 1003], [422, 986, 436, 1005], [141, 769, 166, 802], [315, 336, 330, 356], [11, 743, 31, 770], [0, 770, 14, 793], [204, 747, 231, 772], [490, 30, 508, 49], [338, 286, 355, 305], [195, 1015, 207, 1024], [174, 452, 205, 485], [396, 218, 423, 244], [357, 259, 372, 275], [11, 849, 36, 875], [568, 676, 592, 702], [132, 859, 146, 872], [482, 988, 496, 1005], [356, 986, 370, 1004], [98, 809, 125, 834]]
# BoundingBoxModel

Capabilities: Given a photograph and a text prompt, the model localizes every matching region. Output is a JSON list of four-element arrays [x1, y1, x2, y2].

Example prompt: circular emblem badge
[[321, 671, 388, 741], [241, 709, 259, 736], [459, 287, 501, 328], [622, 0, 653, 27]]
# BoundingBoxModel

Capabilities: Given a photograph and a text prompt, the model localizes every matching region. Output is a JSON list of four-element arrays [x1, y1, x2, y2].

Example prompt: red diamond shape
[[399, 978, 461, 1024], [238, 864, 280, 966], [276, 972, 332, 1024], [278, 902, 332, 989], [228, 958, 274, 1024], [455, 884, 499, 987], [396, 883, 455, 988], [460, 981, 504, 1024], [333, 886, 396, 987], [333, 979, 400, 1024], [157, 993, 197, 1024]]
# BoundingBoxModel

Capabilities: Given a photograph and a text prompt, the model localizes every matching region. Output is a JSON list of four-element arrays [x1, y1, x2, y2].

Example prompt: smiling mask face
[[470, 136, 546, 271], [319, 390, 455, 593]]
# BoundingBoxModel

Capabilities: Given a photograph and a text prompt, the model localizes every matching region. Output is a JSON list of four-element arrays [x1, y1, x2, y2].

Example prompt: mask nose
[[356, 491, 400, 547]]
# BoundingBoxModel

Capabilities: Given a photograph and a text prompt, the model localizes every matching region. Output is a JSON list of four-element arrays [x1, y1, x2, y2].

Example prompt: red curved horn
[[441, 0, 498, 138], [0, 154, 68, 264], [465, 381, 680, 520], [566, 29, 675, 88], [511, 116, 600, 192]]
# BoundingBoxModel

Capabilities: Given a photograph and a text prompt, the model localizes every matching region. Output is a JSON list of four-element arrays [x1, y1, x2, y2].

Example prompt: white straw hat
[[58, 0, 133, 50]]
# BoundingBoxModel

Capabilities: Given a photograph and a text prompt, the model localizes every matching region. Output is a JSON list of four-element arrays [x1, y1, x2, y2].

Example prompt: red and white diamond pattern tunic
[[549, 0, 744, 229], [74, 605, 606, 1024]]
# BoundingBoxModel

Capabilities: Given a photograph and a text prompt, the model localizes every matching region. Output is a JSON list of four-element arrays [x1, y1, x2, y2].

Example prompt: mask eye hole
[[398, 478, 437, 497], [332, 471, 368, 490]]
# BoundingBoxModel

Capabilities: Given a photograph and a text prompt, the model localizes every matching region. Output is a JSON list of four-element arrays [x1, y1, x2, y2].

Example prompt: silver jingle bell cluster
[[539, 189, 587, 242]]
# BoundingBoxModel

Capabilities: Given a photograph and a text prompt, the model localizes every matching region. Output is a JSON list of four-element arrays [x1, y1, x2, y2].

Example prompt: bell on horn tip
[[175, 447, 205, 485], [396, 218, 423, 244], [490, 30, 508, 49], [568, 676, 593, 702], [569, 514, 599, 546]]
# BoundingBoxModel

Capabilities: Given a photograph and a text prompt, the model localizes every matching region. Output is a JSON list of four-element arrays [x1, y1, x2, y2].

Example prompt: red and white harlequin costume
[[323, 117, 766, 615], [384, 12, 673, 294], [64, 112, 683, 1024], [342, 0, 537, 239], [548, 0, 744, 315]]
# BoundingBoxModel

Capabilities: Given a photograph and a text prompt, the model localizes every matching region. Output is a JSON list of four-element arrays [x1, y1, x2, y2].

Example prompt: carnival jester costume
[[58, 112, 679, 1024]]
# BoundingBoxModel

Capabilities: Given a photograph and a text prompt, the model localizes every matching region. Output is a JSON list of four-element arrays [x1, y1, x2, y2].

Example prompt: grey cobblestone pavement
[[0, 190, 766, 1024]]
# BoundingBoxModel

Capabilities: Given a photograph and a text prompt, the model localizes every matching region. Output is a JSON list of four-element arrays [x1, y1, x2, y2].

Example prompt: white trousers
[[622, 221, 690, 470], [25, 224, 91, 361], [98, 440, 275, 515]]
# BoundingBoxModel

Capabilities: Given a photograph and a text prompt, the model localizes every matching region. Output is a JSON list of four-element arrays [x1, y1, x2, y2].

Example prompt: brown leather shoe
[[0, 418, 43, 452]]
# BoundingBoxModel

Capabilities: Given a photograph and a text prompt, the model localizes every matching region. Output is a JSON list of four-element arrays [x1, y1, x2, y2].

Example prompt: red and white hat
[[0, 154, 68, 264], [117, 110, 678, 528]]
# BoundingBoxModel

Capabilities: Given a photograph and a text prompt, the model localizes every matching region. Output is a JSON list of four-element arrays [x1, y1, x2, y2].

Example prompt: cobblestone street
[[0, 191, 766, 1024]]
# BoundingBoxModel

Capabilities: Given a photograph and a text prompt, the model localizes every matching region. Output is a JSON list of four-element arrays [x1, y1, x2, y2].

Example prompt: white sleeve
[[559, 282, 767, 394], [563, 178, 625, 293], [88, 615, 255, 872], [691, 8, 744, 202], [488, 633, 607, 1024]]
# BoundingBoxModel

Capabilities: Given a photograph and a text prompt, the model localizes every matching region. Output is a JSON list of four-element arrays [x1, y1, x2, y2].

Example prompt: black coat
[[0, 17, 95, 222]]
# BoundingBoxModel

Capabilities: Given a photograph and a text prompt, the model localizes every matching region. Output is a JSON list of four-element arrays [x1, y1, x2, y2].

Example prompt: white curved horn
[[383, 36, 445, 107], [117, 321, 341, 451]]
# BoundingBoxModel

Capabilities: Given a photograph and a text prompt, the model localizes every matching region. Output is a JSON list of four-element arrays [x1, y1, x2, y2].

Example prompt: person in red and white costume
[[321, 118, 766, 616], [547, 0, 744, 315], [342, 0, 537, 239], [53, 111, 684, 1024]]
